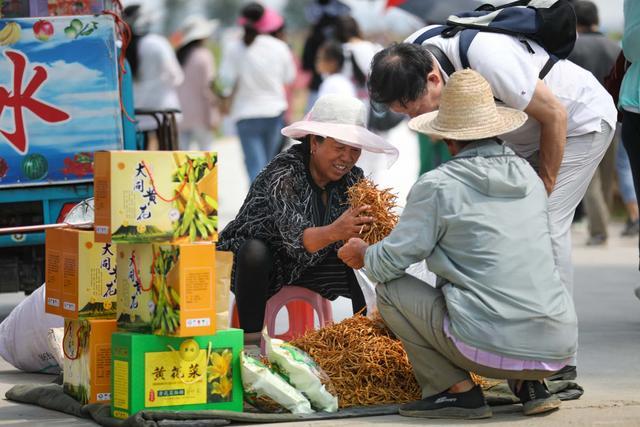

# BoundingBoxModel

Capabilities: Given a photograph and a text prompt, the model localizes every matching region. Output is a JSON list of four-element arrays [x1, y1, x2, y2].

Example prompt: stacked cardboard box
[[45, 228, 118, 404], [91, 151, 243, 418]]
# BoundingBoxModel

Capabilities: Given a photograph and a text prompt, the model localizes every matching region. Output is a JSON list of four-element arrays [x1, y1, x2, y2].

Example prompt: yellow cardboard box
[[63, 318, 117, 404], [94, 151, 218, 243], [45, 228, 117, 318], [116, 242, 216, 337]]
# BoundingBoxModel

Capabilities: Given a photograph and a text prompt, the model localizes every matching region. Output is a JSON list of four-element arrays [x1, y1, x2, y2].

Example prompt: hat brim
[[408, 107, 528, 141], [281, 120, 399, 167], [178, 20, 219, 48]]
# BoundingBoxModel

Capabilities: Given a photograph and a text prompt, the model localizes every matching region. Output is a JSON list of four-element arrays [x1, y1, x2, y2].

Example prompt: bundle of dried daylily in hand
[[347, 178, 399, 244], [289, 314, 421, 408], [289, 314, 492, 408]]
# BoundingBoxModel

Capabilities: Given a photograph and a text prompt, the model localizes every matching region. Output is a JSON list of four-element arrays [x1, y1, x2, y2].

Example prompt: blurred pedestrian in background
[[315, 40, 355, 97], [618, 0, 640, 299], [616, 144, 639, 237], [568, 0, 621, 246], [301, 0, 351, 111], [124, 3, 183, 150], [335, 16, 381, 103], [175, 15, 221, 152], [219, 2, 296, 182]]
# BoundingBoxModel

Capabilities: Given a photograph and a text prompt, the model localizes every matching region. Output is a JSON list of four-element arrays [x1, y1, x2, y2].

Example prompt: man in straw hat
[[368, 23, 617, 380], [339, 70, 577, 419]]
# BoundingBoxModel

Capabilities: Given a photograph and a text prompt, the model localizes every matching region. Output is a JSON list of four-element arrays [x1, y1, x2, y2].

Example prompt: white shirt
[[318, 73, 356, 98], [342, 40, 382, 81], [219, 35, 296, 121], [406, 27, 617, 157], [133, 34, 184, 131]]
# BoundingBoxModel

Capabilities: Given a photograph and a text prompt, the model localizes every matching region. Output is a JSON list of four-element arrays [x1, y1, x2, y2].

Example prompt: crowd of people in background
[[121, 0, 639, 297]]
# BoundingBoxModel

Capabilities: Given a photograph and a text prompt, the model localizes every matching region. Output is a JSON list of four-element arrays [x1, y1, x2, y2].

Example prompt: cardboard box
[[94, 151, 218, 243], [111, 329, 243, 419], [45, 228, 117, 318], [63, 318, 117, 404], [116, 242, 216, 337]]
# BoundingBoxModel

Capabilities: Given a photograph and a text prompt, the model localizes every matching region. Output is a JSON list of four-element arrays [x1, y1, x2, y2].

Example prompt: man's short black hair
[[368, 43, 435, 107], [573, 1, 599, 27]]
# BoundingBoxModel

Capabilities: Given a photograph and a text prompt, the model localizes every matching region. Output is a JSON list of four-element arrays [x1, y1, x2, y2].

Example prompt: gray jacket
[[365, 140, 578, 361]]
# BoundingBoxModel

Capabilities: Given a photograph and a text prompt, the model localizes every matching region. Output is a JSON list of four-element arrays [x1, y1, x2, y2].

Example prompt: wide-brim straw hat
[[282, 94, 399, 167], [177, 15, 219, 48], [408, 69, 527, 141]]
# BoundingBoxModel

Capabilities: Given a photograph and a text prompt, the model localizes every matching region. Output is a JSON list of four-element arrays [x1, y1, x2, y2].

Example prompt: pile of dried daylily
[[347, 178, 399, 244], [290, 314, 418, 408], [290, 314, 490, 408]]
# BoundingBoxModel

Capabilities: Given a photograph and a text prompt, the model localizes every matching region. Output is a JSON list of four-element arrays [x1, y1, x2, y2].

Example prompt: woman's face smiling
[[309, 136, 361, 188]]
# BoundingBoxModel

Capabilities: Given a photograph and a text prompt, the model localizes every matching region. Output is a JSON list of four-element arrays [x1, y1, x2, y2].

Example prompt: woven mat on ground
[[5, 381, 583, 426]]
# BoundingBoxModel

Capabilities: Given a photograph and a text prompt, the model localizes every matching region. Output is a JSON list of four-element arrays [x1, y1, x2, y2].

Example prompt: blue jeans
[[236, 114, 284, 182], [616, 142, 637, 204]]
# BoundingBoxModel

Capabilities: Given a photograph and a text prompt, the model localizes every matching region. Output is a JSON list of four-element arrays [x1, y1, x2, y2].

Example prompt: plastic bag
[[216, 251, 234, 330], [264, 332, 338, 412], [241, 351, 313, 414], [355, 261, 436, 314], [0, 284, 63, 373]]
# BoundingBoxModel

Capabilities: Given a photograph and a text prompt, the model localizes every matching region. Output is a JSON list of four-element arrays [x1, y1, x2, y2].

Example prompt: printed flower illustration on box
[[207, 348, 233, 402]]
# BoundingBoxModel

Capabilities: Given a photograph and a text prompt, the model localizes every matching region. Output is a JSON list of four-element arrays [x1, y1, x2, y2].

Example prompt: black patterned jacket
[[217, 142, 363, 290]]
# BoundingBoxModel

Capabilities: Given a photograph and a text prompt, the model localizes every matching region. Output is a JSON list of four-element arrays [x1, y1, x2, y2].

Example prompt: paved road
[[0, 136, 638, 426]]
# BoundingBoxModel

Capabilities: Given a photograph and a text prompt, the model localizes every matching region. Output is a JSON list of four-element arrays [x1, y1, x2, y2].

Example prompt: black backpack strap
[[413, 26, 446, 45], [458, 28, 479, 69], [412, 26, 455, 77], [539, 55, 558, 79], [423, 45, 455, 77]]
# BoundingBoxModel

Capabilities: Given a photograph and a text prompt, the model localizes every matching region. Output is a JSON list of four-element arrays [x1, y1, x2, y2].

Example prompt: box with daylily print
[[93, 151, 218, 244], [110, 329, 243, 419]]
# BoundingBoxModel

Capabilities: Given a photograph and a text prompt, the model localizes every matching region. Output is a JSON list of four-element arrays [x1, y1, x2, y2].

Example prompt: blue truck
[[0, 15, 138, 293]]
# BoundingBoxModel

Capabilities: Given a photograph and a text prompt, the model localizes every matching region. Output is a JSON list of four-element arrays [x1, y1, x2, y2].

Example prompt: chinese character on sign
[[171, 366, 181, 379], [130, 294, 138, 309], [153, 366, 166, 380], [188, 363, 200, 379], [102, 281, 116, 298], [135, 162, 147, 178], [137, 205, 151, 220], [143, 188, 158, 205], [101, 257, 111, 270], [134, 179, 144, 193], [101, 243, 114, 256], [0, 51, 70, 154]]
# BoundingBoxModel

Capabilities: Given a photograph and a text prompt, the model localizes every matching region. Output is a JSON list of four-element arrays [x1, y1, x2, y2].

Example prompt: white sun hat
[[408, 69, 527, 141], [281, 94, 399, 167], [177, 15, 219, 49]]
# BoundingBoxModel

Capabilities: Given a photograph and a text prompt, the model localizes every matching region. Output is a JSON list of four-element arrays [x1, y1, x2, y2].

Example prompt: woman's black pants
[[234, 239, 366, 333]]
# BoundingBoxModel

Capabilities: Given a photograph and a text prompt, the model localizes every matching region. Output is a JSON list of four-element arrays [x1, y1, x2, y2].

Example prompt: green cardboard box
[[111, 329, 243, 419]]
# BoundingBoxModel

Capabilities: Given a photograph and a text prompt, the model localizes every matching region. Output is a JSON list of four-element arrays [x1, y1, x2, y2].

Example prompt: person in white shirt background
[[175, 15, 221, 152], [123, 3, 183, 150], [219, 2, 296, 182], [315, 40, 356, 98]]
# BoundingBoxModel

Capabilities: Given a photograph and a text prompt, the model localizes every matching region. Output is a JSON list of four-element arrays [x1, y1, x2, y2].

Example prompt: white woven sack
[[0, 284, 63, 373]]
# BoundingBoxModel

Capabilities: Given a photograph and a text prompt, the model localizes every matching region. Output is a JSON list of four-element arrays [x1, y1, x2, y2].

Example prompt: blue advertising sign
[[0, 15, 122, 187]]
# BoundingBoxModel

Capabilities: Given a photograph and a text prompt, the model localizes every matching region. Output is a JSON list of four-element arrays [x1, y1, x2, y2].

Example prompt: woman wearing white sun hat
[[175, 15, 221, 151], [339, 70, 577, 420], [217, 94, 398, 347]]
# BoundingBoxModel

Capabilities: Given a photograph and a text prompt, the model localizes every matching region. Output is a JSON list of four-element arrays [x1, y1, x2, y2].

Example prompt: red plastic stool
[[231, 286, 333, 347]]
